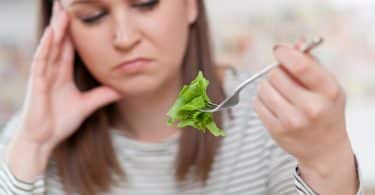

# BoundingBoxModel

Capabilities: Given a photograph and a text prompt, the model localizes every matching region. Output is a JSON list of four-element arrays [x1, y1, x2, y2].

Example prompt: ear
[[186, 0, 198, 25]]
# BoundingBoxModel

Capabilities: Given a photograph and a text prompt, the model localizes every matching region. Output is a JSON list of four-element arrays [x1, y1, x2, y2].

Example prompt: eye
[[80, 11, 108, 24], [134, 0, 159, 10]]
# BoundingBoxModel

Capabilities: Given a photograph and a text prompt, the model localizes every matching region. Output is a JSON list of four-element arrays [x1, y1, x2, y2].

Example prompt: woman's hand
[[7, 1, 122, 181], [253, 44, 358, 194]]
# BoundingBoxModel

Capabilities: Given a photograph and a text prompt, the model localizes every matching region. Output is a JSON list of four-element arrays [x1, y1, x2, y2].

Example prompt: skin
[[64, 0, 198, 140], [6, 0, 358, 194], [254, 43, 358, 194]]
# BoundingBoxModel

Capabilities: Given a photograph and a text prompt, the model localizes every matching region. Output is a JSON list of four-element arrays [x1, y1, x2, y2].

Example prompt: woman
[[0, 0, 362, 194]]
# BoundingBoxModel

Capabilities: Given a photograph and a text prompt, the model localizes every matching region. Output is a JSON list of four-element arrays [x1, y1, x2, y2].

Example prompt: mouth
[[114, 57, 153, 73]]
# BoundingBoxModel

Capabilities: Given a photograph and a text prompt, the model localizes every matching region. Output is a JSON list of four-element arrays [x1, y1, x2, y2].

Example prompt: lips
[[114, 57, 153, 73], [115, 58, 152, 69]]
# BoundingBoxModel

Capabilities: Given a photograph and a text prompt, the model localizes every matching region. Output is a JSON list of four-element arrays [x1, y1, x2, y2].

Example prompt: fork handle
[[234, 63, 278, 93], [234, 37, 324, 95]]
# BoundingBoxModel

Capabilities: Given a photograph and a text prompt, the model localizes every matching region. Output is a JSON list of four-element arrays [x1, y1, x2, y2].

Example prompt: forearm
[[298, 142, 359, 195], [6, 133, 52, 183]]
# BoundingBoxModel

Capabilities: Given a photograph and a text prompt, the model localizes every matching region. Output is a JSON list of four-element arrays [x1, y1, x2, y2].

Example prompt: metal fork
[[200, 37, 324, 113]]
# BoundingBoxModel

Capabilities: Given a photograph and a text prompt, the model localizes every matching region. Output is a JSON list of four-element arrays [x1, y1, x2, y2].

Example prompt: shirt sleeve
[[0, 113, 46, 195], [0, 161, 45, 195], [293, 155, 364, 195]]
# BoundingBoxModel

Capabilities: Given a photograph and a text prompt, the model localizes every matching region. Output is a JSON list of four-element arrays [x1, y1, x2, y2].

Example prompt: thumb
[[294, 37, 306, 50], [82, 86, 122, 115]]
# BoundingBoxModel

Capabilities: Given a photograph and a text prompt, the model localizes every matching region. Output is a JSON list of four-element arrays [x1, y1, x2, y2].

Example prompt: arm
[[2, 1, 121, 194], [296, 143, 360, 195], [294, 155, 363, 195], [0, 161, 45, 195], [254, 43, 362, 195], [266, 139, 363, 195], [0, 115, 46, 195]]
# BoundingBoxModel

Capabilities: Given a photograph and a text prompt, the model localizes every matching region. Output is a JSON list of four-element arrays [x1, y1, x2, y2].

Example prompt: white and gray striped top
[[0, 69, 362, 195]]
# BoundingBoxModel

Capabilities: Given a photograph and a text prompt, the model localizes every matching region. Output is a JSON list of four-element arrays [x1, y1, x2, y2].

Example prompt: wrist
[[6, 133, 53, 182], [298, 140, 354, 177], [298, 141, 358, 195]]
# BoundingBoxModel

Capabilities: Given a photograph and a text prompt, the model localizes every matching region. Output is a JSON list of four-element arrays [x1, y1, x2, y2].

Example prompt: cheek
[[144, 5, 191, 69]]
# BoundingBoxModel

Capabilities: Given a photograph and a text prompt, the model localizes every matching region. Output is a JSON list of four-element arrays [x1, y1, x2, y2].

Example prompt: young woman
[[0, 0, 362, 194]]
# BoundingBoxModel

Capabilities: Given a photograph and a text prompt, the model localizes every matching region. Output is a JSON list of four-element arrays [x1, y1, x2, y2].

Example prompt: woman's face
[[61, 0, 198, 95]]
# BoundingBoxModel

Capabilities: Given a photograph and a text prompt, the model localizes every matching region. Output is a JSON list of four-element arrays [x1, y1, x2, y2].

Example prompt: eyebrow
[[69, 0, 99, 7]]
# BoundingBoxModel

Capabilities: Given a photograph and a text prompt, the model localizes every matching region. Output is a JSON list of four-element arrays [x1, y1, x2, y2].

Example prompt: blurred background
[[0, 0, 374, 193]]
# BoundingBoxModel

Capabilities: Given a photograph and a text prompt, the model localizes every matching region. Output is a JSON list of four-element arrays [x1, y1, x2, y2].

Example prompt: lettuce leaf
[[167, 71, 225, 136]]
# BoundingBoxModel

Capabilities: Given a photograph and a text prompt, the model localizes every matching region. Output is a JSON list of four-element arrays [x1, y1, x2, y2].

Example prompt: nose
[[113, 13, 141, 51]]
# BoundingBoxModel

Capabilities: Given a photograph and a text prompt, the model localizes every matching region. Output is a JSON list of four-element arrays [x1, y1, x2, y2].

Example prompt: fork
[[200, 37, 324, 113]]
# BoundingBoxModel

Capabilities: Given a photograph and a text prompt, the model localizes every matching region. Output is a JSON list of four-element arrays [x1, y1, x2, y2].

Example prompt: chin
[[114, 77, 162, 97], [108, 68, 180, 97]]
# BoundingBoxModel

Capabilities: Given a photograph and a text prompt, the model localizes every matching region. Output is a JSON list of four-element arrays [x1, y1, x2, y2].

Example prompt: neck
[[114, 74, 183, 142]]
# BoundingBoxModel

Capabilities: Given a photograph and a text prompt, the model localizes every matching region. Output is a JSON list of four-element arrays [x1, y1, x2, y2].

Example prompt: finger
[[294, 38, 306, 50], [257, 79, 301, 126], [56, 3, 70, 53], [58, 34, 74, 82], [82, 87, 122, 115], [47, 3, 70, 80], [256, 80, 277, 118], [49, 1, 69, 65], [257, 80, 310, 133], [268, 67, 315, 108], [32, 27, 53, 77], [253, 96, 283, 134], [51, 1, 68, 45], [54, 12, 70, 63], [268, 67, 326, 120], [274, 45, 335, 95]]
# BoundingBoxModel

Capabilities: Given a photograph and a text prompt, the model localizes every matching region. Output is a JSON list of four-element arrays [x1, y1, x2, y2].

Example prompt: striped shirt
[[0, 69, 363, 195]]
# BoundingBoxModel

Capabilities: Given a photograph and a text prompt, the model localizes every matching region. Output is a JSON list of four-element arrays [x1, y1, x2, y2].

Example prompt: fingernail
[[54, 2, 64, 27], [51, 1, 59, 24], [273, 44, 282, 52], [295, 40, 307, 50], [45, 26, 51, 34], [57, 0, 63, 12], [274, 45, 289, 63], [53, 0, 59, 14], [40, 26, 51, 42], [273, 44, 289, 58]]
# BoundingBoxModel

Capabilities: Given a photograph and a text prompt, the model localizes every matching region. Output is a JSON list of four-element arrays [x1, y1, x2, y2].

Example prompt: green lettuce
[[167, 71, 225, 136]]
